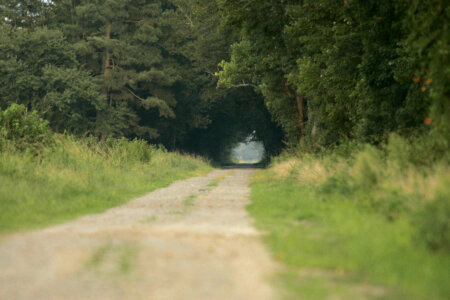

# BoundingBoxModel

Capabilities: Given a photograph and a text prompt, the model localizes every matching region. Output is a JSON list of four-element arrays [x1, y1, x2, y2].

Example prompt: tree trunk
[[282, 79, 305, 137], [296, 95, 304, 136], [104, 23, 111, 107], [70, 0, 75, 24]]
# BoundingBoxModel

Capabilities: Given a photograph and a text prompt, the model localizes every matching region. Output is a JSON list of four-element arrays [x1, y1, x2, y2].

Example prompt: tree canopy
[[1, 0, 448, 161], [218, 0, 449, 149]]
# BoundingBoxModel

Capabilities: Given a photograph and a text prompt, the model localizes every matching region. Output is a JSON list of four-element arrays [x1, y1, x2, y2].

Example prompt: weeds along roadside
[[0, 104, 212, 233], [249, 133, 449, 299]]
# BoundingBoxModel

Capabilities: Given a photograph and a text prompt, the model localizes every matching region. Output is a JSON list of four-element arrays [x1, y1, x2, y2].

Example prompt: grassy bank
[[0, 135, 211, 234], [249, 136, 449, 299]]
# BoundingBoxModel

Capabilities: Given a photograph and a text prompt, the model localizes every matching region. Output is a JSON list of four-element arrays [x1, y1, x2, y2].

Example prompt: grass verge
[[0, 135, 211, 234], [249, 139, 449, 299]]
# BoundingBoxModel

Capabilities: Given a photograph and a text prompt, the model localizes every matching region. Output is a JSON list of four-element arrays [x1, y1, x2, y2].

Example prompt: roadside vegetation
[[249, 135, 449, 299], [0, 1, 448, 298], [0, 104, 211, 233], [218, 2, 450, 298]]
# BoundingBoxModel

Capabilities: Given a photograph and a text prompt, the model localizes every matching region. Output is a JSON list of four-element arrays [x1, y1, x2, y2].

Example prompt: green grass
[[183, 194, 196, 207], [249, 146, 449, 299], [169, 194, 197, 215], [206, 181, 219, 188], [86, 241, 139, 275], [119, 243, 139, 274], [142, 216, 158, 223], [0, 135, 212, 234], [86, 242, 113, 268], [206, 170, 234, 189]]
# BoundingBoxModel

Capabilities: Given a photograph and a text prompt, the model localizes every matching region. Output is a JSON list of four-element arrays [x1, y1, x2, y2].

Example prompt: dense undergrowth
[[0, 104, 211, 233], [249, 134, 449, 299]]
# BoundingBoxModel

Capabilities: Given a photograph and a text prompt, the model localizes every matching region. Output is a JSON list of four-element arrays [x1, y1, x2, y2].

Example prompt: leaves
[[218, 0, 447, 147]]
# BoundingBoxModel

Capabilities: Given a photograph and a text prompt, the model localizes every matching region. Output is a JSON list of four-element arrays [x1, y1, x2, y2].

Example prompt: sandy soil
[[0, 168, 278, 300]]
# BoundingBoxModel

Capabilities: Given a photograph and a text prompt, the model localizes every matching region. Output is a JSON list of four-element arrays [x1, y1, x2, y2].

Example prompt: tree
[[218, 0, 443, 148], [0, 24, 104, 135], [47, 0, 181, 138]]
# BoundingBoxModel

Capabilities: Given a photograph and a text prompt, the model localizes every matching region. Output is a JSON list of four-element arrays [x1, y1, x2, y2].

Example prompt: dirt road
[[0, 168, 277, 300]]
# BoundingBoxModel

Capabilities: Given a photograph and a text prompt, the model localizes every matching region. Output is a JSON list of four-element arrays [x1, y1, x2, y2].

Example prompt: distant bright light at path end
[[232, 141, 264, 163]]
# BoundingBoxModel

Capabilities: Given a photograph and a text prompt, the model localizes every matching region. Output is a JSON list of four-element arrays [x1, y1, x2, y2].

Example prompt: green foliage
[[351, 145, 383, 189], [415, 194, 450, 252], [403, 0, 450, 138], [217, 20, 302, 144], [100, 138, 156, 164], [0, 25, 104, 135], [218, 0, 448, 148], [1, 0, 284, 157], [250, 136, 450, 298], [45, 0, 228, 142], [0, 104, 53, 152], [0, 133, 211, 233], [0, 0, 51, 28], [270, 133, 450, 247], [1, 0, 447, 159], [55, 0, 180, 138], [250, 175, 449, 299]]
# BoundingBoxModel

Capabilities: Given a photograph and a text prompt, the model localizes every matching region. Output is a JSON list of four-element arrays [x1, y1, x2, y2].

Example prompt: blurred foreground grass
[[0, 135, 211, 233], [249, 136, 449, 299]]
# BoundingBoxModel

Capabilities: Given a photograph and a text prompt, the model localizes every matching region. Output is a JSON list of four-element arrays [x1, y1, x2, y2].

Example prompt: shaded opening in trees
[[231, 137, 265, 164], [179, 88, 284, 165]]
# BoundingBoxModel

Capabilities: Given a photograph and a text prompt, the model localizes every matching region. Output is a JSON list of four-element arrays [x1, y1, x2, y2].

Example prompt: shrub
[[0, 104, 53, 152], [351, 145, 384, 189], [385, 133, 411, 170], [415, 194, 450, 252], [102, 137, 155, 164], [408, 131, 450, 166]]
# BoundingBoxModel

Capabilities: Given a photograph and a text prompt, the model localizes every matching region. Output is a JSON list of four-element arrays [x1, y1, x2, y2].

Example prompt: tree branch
[[126, 87, 146, 102], [230, 82, 257, 88]]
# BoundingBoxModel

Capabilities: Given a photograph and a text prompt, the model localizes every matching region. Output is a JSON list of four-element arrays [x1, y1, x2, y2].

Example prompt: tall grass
[[0, 134, 211, 233], [250, 134, 449, 299]]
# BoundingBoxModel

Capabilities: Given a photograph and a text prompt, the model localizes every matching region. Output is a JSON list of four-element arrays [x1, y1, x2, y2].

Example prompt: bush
[[415, 194, 450, 252], [0, 104, 53, 152], [408, 131, 450, 166], [0, 132, 212, 233], [351, 145, 384, 189], [288, 135, 449, 243], [385, 133, 411, 170], [103, 137, 156, 164]]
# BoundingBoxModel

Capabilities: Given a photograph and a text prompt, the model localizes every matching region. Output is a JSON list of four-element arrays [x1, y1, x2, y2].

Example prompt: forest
[[1, 0, 284, 162], [0, 0, 449, 299], [1, 0, 448, 158]]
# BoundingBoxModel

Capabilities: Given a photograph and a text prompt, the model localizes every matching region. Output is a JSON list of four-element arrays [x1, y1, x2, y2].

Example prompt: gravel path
[[0, 168, 277, 300]]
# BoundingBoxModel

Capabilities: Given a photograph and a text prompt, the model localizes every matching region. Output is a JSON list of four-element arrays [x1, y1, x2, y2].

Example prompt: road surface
[[0, 168, 277, 300]]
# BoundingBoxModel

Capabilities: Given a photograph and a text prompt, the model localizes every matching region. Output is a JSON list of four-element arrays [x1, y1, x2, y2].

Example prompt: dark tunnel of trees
[[180, 88, 284, 163]]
